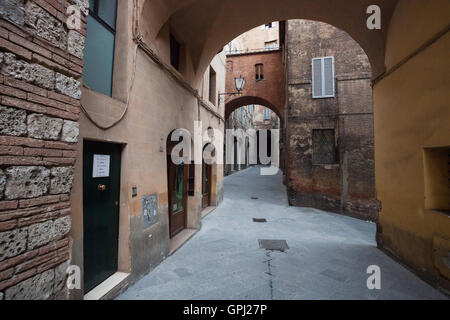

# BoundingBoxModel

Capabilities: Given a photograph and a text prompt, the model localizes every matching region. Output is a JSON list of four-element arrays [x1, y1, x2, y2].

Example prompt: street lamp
[[235, 75, 246, 92], [219, 75, 246, 104]]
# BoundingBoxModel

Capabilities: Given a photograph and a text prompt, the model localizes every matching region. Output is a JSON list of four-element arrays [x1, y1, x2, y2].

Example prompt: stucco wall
[[228, 21, 280, 53], [374, 0, 450, 291], [69, 1, 226, 298]]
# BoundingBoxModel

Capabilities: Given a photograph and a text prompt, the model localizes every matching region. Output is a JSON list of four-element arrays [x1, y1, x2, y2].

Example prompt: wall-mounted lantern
[[218, 75, 246, 104]]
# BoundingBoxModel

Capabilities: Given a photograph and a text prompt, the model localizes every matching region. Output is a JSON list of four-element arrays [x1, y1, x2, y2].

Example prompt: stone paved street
[[118, 167, 448, 300]]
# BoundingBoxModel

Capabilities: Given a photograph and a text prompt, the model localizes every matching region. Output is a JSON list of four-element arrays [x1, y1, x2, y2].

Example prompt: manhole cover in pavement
[[258, 239, 289, 252], [253, 218, 267, 223], [251, 197, 259, 200]]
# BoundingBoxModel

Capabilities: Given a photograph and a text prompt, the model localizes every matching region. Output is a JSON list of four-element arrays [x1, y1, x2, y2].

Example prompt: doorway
[[167, 138, 188, 238], [83, 140, 121, 293], [202, 144, 213, 209]]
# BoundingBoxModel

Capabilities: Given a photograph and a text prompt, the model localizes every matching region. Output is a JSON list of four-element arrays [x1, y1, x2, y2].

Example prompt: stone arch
[[225, 96, 283, 124], [139, 0, 398, 85]]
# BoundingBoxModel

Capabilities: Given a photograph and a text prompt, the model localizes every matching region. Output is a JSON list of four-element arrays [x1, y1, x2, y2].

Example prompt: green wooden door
[[83, 140, 121, 293]]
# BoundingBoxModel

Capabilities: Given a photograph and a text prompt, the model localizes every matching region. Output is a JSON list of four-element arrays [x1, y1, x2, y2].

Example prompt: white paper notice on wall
[[92, 154, 110, 178]]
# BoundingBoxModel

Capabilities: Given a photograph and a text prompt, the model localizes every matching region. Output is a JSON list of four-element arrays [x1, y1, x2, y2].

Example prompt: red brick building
[[225, 20, 378, 221], [225, 49, 285, 121]]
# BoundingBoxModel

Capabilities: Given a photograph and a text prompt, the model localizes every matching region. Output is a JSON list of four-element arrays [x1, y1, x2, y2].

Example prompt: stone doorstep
[[201, 206, 216, 219], [84, 272, 130, 301], [169, 228, 197, 256]]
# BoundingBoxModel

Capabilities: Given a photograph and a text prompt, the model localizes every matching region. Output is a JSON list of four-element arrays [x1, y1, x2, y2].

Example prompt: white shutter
[[323, 57, 334, 96], [312, 56, 335, 98], [312, 58, 323, 98]]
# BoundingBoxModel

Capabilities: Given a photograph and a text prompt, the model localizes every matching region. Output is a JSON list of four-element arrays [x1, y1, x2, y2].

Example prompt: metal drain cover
[[250, 197, 259, 200], [258, 239, 289, 252], [253, 218, 267, 223]]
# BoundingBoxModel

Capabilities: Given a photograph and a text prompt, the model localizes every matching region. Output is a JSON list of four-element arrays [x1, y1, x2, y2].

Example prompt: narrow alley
[[118, 167, 447, 300]]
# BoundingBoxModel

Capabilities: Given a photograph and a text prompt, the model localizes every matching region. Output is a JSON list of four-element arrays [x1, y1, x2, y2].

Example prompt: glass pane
[[89, 0, 95, 12], [172, 164, 184, 212], [83, 15, 115, 96], [98, 0, 117, 30]]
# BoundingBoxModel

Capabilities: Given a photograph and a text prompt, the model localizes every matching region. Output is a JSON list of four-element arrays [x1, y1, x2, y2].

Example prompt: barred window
[[312, 129, 336, 164]]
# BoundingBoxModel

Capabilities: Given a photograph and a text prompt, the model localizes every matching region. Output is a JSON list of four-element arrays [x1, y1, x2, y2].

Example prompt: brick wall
[[0, 0, 87, 300], [286, 20, 379, 221], [225, 50, 285, 120]]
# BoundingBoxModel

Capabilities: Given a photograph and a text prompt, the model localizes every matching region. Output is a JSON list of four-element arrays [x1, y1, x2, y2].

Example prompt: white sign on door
[[92, 154, 110, 178]]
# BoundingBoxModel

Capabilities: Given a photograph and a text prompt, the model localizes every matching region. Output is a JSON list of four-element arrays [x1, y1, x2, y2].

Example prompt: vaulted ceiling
[[140, 0, 398, 84]]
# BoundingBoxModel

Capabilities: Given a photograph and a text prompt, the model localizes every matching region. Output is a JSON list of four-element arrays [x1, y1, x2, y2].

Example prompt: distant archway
[[225, 96, 283, 125]]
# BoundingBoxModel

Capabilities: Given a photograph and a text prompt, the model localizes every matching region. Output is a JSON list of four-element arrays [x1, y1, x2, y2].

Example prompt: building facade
[[225, 19, 378, 221], [0, 0, 226, 300], [253, 105, 280, 131], [227, 21, 280, 54], [285, 19, 379, 220], [224, 22, 285, 176]]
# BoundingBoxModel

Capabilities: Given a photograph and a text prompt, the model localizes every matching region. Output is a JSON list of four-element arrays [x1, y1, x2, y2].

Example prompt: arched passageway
[[225, 48, 285, 122], [224, 101, 282, 176], [225, 96, 283, 125], [140, 0, 398, 84], [0, 0, 448, 301], [137, 0, 450, 290]]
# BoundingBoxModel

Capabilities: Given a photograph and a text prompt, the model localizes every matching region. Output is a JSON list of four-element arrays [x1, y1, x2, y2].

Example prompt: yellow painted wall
[[374, 0, 450, 287]]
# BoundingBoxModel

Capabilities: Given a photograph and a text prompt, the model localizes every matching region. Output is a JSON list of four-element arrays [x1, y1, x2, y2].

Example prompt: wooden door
[[202, 161, 211, 208], [167, 140, 188, 238]]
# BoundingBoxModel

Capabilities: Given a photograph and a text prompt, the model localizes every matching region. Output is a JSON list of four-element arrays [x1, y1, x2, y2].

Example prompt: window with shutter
[[312, 56, 335, 98]]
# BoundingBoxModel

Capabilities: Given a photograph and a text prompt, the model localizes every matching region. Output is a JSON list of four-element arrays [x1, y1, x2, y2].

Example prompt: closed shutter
[[312, 59, 323, 98], [323, 57, 334, 96], [312, 56, 335, 98]]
